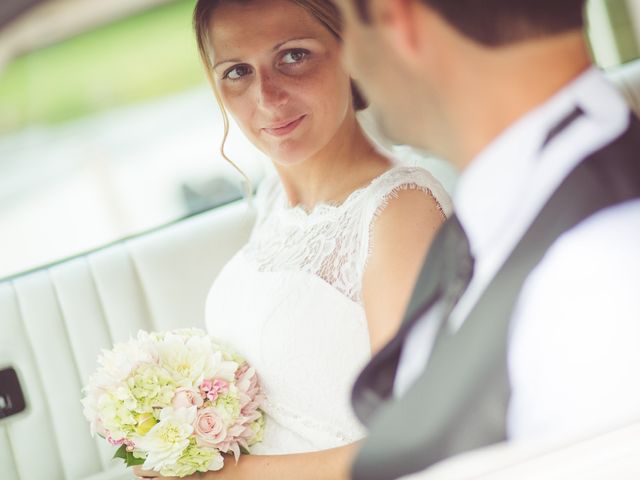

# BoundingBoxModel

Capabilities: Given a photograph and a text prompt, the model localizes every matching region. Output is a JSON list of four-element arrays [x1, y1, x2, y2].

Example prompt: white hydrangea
[[158, 441, 224, 477]]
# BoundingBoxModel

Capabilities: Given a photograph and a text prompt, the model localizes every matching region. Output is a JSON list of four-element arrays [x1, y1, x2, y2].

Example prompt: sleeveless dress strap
[[355, 166, 453, 271]]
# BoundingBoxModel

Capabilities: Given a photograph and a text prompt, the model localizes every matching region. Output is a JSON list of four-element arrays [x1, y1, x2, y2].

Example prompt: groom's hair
[[353, 0, 587, 47]]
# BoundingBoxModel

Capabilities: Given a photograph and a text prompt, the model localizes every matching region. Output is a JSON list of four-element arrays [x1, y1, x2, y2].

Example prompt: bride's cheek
[[219, 96, 255, 137]]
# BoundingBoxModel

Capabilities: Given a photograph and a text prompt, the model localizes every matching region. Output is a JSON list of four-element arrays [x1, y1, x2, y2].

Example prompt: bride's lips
[[262, 115, 307, 137]]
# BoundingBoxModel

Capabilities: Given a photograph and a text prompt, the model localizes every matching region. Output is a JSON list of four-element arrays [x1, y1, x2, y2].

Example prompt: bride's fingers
[[132, 466, 160, 478]]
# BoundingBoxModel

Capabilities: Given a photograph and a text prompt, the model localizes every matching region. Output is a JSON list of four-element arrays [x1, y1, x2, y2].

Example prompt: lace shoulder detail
[[352, 165, 452, 276], [359, 165, 452, 221], [242, 165, 451, 304]]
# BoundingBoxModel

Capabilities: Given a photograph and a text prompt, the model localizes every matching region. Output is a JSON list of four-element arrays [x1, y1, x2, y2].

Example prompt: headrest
[[607, 59, 640, 118]]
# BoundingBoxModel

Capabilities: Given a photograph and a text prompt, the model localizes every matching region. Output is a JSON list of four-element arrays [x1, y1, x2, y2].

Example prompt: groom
[[335, 1, 640, 479]]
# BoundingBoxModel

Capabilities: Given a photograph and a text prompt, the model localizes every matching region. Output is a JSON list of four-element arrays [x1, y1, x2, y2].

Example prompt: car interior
[[1, 1, 639, 479]]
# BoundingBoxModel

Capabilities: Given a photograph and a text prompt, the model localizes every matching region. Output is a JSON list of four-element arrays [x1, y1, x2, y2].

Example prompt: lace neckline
[[246, 163, 450, 303], [280, 165, 398, 218]]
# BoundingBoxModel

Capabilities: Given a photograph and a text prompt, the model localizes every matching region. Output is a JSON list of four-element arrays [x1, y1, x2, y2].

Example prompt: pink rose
[[194, 408, 227, 447], [172, 387, 204, 409]]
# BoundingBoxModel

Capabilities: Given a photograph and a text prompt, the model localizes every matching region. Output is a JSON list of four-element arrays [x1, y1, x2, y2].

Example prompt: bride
[[135, 0, 450, 478]]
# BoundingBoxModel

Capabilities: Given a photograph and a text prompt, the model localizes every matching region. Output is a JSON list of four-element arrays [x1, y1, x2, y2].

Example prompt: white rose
[[134, 407, 197, 472]]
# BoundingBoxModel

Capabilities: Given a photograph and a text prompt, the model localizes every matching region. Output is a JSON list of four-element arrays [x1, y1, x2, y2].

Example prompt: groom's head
[[348, 1, 586, 45], [336, 0, 589, 163]]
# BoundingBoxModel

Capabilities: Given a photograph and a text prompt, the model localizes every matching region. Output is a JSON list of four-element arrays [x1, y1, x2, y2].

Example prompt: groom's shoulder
[[521, 198, 640, 303], [551, 198, 640, 254]]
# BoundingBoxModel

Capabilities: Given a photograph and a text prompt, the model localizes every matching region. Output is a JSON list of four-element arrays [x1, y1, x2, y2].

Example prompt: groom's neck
[[440, 30, 592, 170]]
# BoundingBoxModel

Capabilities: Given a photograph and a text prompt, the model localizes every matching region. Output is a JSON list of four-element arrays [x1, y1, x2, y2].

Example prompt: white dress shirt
[[394, 68, 640, 441]]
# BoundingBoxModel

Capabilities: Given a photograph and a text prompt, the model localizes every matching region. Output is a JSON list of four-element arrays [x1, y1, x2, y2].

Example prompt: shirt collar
[[453, 67, 630, 260]]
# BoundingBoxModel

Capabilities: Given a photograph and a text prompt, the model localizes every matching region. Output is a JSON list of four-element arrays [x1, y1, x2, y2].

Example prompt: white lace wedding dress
[[205, 164, 452, 454]]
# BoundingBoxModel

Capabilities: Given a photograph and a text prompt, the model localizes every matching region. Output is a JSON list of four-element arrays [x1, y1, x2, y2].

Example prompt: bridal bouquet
[[81, 329, 265, 477]]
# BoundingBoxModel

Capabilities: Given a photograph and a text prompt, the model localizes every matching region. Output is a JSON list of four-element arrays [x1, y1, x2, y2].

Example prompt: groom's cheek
[[336, 5, 358, 69], [339, 36, 356, 81], [339, 26, 371, 91]]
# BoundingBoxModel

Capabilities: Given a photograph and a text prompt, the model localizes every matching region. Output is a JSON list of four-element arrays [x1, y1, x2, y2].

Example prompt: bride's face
[[209, 0, 353, 166]]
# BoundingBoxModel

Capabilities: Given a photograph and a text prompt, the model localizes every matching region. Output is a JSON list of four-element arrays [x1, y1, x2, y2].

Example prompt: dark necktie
[[421, 107, 586, 329], [435, 215, 475, 323], [434, 107, 586, 323]]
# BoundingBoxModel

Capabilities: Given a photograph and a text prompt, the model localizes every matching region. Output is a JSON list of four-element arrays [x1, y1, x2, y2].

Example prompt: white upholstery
[[401, 420, 640, 479], [607, 59, 640, 117], [0, 201, 254, 480]]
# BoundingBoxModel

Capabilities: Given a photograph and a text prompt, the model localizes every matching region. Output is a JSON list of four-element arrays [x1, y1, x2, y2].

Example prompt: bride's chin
[[268, 144, 314, 167]]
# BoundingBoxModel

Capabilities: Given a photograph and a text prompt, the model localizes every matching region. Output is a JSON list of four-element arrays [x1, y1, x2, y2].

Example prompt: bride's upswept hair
[[193, 0, 367, 191]]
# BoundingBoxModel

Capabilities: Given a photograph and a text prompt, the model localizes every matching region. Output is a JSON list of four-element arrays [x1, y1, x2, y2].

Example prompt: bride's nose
[[255, 70, 289, 110]]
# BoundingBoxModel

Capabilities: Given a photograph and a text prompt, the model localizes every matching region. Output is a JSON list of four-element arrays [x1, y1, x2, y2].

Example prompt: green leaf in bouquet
[[113, 444, 146, 466], [113, 444, 128, 461], [124, 452, 146, 467]]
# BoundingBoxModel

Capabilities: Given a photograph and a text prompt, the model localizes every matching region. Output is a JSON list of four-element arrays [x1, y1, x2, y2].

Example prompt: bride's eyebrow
[[213, 36, 318, 70], [272, 36, 317, 50], [213, 58, 241, 70]]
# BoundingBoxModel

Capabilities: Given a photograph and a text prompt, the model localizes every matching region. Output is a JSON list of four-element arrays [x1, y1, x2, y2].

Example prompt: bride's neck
[[275, 115, 391, 211]]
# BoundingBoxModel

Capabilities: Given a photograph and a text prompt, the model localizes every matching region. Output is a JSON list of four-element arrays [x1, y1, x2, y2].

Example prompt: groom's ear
[[371, 0, 435, 73]]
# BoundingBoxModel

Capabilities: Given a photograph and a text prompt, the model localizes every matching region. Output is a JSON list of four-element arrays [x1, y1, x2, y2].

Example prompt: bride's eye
[[280, 49, 310, 65], [223, 64, 252, 80]]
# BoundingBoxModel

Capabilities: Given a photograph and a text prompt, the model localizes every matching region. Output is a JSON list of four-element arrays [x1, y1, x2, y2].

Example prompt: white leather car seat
[[0, 201, 254, 480]]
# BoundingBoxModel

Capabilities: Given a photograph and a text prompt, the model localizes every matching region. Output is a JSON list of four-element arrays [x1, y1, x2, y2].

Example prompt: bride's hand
[[134, 445, 355, 480], [132, 459, 247, 480]]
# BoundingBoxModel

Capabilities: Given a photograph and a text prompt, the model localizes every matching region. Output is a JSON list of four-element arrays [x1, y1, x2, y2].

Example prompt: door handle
[[0, 367, 27, 420]]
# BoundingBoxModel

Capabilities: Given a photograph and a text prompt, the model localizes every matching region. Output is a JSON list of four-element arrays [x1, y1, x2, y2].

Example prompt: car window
[[588, 0, 640, 68], [0, 0, 268, 279], [0, 0, 637, 279]]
